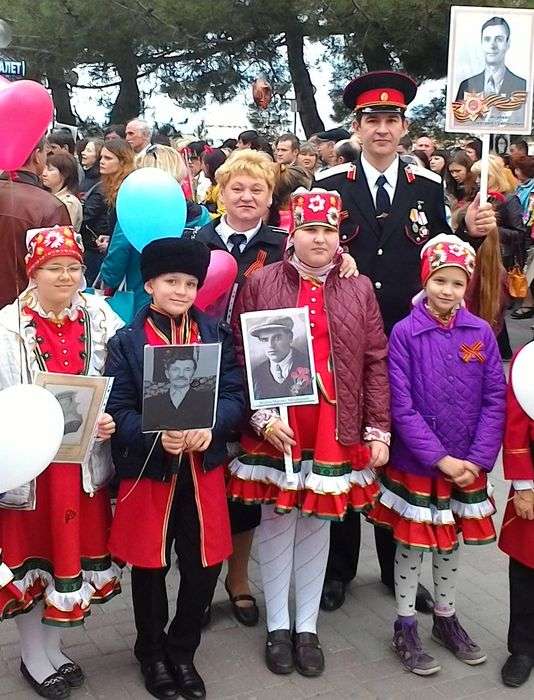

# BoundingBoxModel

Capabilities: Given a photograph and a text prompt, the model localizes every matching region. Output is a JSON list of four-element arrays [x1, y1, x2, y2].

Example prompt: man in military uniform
[[316, 70, 497, 615]]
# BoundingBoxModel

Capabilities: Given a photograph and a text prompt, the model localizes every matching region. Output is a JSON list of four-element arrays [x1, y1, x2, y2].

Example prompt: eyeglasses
[[38, 264, 87, 276]]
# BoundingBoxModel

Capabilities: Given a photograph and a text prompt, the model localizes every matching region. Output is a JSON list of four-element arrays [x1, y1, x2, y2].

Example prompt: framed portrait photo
[[240, 307, 318, 410], [34, 372, 114, 464], [445, 5, 534, 134], [142, 343, 221, 433]]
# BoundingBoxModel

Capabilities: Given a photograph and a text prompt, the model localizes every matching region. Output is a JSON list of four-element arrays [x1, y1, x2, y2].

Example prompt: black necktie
[[228, 233, 247, 259], [375, 174, 391, 219]]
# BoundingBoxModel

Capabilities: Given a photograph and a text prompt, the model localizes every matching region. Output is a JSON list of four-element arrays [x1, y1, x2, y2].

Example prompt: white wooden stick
[[279, 404, 298, 485], [479, 133, 491, 205]]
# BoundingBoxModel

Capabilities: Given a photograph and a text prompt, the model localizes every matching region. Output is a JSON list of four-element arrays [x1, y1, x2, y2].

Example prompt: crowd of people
[[0, 68, 533, 700]]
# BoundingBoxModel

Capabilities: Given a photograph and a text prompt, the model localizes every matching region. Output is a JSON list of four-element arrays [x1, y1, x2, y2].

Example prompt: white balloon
[[0, 385, 65, 492], [511, 342, 534, 420]]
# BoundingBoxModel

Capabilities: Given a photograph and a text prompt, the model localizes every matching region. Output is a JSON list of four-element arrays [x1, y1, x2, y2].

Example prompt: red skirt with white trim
[[0, 464, 121, 626], [227, 399, 379, 521], [369, 465, 496, 553]]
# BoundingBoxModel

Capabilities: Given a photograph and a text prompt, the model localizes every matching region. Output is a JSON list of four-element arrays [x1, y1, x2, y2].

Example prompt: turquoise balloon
[[116, 167, 187, 251]]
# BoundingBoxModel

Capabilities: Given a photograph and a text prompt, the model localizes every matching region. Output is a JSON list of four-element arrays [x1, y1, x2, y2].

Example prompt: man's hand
[[96, 412, 115, 441], [263, 419, 296, 456], [513, 489, 534, 520], [161, 430, 186, 455], [183, 429, 212, 453], [465, 194, 498, 238], [368, 440, 389, 468], [339, 253, 359, 278]]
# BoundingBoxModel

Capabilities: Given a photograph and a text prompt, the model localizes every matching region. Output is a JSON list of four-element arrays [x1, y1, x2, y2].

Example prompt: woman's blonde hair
[[137, 144, 188, 183], [471, 154, 517, 194], [215, 149, 276, 191]]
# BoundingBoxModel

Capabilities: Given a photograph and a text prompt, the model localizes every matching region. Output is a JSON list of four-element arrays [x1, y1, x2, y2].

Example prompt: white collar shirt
[[215, 216, 262, 253], [169, 386, 188, 409], [269, 350, 293, 383], [360, 153, 399, 207], [484, 65, 506, 94]]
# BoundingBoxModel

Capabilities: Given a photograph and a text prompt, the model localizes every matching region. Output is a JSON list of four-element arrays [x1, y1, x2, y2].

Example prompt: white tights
[[256, 505, 330, 633], [15, 602, 72, 682], [394, 544, 460, 618]]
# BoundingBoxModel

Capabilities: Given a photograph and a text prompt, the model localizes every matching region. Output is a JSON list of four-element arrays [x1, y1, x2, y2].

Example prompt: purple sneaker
[[432, 614, 487, 665], [392, 617, 441, 676]]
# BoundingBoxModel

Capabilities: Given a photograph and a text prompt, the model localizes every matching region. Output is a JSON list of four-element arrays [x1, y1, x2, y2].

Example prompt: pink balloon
[[0, 80, 53, 170], [195, 250, 238, 314]]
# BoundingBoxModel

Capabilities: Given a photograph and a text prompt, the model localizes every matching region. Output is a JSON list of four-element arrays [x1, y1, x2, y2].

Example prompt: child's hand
[[96, 412, 115, 441], [162, 430, 185, 455], [183, 429, 212, 452], [368, 440, 389, 468], [453, 469, 476, 489], [263, 419, 296, 456], [339, 253, 359, 278], [462, 460, 480, 478], [437, 455, 465, 480]]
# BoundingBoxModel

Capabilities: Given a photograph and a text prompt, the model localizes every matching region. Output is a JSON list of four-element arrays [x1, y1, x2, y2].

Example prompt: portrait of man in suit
[[143, 346, 216, 432], [248, 315, 314, 402], [455, 16, 526, 102]]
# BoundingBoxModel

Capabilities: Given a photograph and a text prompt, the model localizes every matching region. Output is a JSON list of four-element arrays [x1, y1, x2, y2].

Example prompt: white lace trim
[[12, 562, 122, 612], [379, 485, 495, 524], [229, 457, 376, 494]]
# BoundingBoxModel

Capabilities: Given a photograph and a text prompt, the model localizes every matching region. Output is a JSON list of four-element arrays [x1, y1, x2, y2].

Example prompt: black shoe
[[172, 663, 206, 699], [265, 629, 294, 675], [502, 654, 534, 687], [415, 584, 434, 614], [293, 632, 325, 677], [141, 660, 178, 699], [320, 579, 346, 612], [511, 307, 534, 320], [56, 661, 85, 688], [224, 578, 259, 626], [20, 661, 71, 699]]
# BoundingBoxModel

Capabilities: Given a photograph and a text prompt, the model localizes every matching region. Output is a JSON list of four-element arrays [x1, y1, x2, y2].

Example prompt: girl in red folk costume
[[228, 188, 390, 677], [498, 345, 534, 688], [105, 238, 245, 700], [370, 234, 506, 676], [0, 225, 123, 699]]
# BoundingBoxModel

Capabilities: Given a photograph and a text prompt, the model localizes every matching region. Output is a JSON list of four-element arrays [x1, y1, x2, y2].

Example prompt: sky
[[71, 42, 446, 142]]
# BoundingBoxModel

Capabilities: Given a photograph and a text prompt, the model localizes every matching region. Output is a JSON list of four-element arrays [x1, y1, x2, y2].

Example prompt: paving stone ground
[[1, 315, 533, 699]]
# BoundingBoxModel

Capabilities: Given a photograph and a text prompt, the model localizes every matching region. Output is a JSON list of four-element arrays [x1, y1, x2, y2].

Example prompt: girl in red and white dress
[[0, 226, 122, 699], [228, 189, 390, 677]]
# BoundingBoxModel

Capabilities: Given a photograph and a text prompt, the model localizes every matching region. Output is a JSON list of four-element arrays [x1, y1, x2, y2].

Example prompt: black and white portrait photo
[[446, 7, 534, 134], [142, 343, 221, 432], [34, 372, 113, 464], [241, 308, 318, 410]]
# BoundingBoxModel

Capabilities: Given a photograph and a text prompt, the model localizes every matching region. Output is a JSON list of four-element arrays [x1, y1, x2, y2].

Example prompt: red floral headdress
[[289, 187, 342, 234], [420, 234, 476, 286], [25, 225, 84, 276]]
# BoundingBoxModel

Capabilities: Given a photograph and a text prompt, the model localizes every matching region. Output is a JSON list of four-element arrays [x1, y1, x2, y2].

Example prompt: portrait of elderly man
[[249, 315, 313, 401], [455, 16, 526, 101], [143, 346, 215, 431]]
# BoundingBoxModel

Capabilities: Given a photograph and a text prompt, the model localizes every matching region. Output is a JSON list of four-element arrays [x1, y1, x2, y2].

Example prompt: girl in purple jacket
[[371, 233, 506, 676]]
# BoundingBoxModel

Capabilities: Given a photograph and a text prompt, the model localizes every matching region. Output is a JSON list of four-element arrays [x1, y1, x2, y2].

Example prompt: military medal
[[412, 223, 419, 233], [409, 208, 418, 222]]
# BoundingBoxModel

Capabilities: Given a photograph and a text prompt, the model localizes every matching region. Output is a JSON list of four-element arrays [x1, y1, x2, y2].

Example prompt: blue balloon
[[116, 167, 187, 251]]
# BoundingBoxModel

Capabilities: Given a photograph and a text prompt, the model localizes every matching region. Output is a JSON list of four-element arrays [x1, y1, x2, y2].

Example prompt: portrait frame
[[240, 307, 318, 410], [142, 343, 221, 433], [34, 372, 114, 464], [445, 5, 534, 135]]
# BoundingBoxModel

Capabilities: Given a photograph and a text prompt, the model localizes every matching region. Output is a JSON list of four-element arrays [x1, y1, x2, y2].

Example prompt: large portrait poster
[[241, 307, 318, 410], [142, 343, 221, 432], [446, 6, 534, 134]]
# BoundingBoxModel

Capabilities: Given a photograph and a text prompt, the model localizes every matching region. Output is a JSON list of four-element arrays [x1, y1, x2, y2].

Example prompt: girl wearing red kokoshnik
[[370, 234, 506, 676], [229, 188, 390, 677], [0, 226, 122, 699]]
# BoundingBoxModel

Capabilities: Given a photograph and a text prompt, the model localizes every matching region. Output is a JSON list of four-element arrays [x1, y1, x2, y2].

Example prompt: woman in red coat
[[229, 188, 390, 677], [499, 342, 534, 688]]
